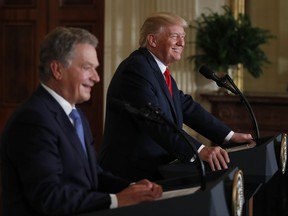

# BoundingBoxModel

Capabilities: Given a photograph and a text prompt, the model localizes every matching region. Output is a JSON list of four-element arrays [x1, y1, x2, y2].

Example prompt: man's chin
[[79, 95, 91, 104], [171, 56, 182, 63]]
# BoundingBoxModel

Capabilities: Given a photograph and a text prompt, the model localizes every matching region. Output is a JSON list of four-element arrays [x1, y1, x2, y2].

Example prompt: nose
[[177, 36, 185, 46], [92, 69, 100, 83]]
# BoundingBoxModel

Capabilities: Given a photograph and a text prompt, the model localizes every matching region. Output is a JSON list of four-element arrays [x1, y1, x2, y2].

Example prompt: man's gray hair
[[38, 27, 98, 82]]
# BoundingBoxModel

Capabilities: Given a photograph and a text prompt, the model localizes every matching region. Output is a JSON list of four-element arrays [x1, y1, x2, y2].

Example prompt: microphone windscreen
[[109, 98, 139, 115], [199, 65, 214, 79]]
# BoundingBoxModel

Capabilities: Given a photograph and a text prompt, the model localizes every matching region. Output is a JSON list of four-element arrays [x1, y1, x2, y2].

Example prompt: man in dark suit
[[0, 27, 162, 216], [99, 12, 254, 182]]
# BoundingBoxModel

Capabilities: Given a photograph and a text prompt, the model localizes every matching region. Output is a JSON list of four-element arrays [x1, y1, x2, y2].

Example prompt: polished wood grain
[[201, 93, 288, 140]]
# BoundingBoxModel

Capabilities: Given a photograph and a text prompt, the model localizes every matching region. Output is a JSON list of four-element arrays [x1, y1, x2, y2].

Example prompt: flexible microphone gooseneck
[[199, 65, 260, 142]]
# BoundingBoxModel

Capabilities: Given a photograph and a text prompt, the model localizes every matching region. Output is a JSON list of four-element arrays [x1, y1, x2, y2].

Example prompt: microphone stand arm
[[141, 104, 206, 190], [223, 74, 260, 142]]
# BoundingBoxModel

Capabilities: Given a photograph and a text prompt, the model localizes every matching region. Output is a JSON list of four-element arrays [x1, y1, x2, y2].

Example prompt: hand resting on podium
[[224, 132, 256, 152], [197, 132, 254, 171], [116, 179, 163, 207]]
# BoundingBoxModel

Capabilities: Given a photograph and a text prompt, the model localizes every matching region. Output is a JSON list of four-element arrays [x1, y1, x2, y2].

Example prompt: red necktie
[[164, 67, 172, 96]]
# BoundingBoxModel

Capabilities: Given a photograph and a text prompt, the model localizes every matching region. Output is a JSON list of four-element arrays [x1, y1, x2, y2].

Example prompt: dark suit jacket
[[99, 47, 231, 181], [1, 85, 130, 216]]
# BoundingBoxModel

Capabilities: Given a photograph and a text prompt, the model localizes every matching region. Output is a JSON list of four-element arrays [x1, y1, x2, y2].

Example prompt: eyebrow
[[169, 32, 186, 37]]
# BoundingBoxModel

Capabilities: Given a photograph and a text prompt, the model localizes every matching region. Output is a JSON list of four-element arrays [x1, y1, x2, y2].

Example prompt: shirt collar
[[148, 51, 167, 74], [41, 83, 74, 116]]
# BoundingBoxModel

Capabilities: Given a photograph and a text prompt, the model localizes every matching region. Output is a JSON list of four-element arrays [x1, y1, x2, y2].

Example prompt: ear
[[50, 60, 63, 80], [147, 34, 157, 48]]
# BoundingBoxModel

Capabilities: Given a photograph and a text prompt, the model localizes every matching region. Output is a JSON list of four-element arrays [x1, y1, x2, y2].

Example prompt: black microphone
[[109, 97, 139, 115], [199, 65, 238, 95], [109, 98, 163, 123]]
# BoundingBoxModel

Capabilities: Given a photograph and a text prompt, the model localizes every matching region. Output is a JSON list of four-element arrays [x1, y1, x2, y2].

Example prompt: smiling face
[[49, 43, 100, 106], [147, 25, 185, 66]]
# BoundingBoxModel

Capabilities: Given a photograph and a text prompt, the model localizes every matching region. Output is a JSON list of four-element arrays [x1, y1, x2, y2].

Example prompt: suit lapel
[[78, 110, 98, 188], [170, 77, 182, 125], [141, 48, 179, 124]]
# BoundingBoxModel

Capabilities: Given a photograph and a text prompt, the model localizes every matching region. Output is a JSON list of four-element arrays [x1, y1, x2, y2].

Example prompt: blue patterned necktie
[[69, 109, 87, 156]]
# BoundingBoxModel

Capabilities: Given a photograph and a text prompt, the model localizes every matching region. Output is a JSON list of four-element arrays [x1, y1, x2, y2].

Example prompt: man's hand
[[116, 179, 162, 207], [198, 146, 230, 171], [229, 132, 255, 144]]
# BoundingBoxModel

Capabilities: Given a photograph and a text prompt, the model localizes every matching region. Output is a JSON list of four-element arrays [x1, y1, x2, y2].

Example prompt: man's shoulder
[[7, 87, 63, 126]]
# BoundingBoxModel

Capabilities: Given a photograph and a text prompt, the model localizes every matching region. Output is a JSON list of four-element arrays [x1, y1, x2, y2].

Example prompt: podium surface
[[76, 167, 240, 216]]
